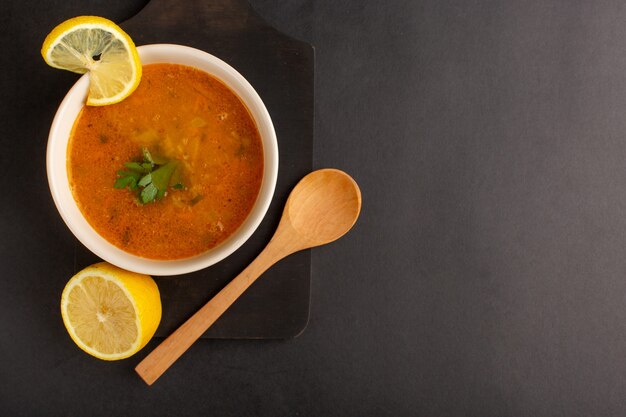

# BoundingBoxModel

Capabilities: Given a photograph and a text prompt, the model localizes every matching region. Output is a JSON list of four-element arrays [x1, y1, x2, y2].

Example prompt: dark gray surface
[[2, 0, 626, 416]]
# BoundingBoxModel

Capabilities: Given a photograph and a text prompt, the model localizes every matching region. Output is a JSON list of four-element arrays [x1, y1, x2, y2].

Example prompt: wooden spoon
[[135, 169, 362, 385]]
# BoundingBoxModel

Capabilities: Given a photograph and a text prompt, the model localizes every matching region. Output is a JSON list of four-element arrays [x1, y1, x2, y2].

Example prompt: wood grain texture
[[75, 0, 315, 339]]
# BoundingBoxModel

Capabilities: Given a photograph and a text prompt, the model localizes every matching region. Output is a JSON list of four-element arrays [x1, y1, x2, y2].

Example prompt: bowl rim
[[46, 44, 278, 276]]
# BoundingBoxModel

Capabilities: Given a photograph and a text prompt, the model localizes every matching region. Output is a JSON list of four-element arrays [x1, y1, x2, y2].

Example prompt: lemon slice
[[41, 16, 142, 106], [60, 262, 161, 360]]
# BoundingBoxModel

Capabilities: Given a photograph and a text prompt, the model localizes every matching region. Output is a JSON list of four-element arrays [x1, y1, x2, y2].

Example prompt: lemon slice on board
[[60, 262, 161, 360], [41, 16, 142, 106]]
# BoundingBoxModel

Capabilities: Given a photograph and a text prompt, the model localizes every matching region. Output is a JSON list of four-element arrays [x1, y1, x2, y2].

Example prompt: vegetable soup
[[67, 63, 264, 260]]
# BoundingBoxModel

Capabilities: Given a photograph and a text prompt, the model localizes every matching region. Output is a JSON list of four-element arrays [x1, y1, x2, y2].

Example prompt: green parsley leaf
[[150, 161, 178, 191], [138, 173, 152, 188], [140, 183, 158, 204], [114, 148, 185, 204], [124, 162, 150, 173], [114, 175, 136, 189]]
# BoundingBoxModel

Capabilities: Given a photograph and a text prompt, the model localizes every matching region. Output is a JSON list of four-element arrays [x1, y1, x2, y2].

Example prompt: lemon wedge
[[41, 16, 142, 106], [60, 262, 161, 360]]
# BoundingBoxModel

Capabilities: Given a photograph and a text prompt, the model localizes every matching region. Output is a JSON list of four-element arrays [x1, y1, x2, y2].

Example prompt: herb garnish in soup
[[67, 63, 264, 260]]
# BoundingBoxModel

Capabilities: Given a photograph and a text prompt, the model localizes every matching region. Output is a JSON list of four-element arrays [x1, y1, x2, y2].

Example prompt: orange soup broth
[[68, 64, 264, 260]]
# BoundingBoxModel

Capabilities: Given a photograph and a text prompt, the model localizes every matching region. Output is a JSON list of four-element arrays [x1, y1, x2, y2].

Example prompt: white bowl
[[47, 44, 278, 276]]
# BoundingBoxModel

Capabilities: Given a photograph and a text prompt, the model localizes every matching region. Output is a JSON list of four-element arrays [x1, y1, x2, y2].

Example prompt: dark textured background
[[3, 0, 626, 416]]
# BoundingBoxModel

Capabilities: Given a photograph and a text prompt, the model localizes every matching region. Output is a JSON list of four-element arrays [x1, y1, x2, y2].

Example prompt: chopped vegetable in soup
[[67, 63, 264, 260]]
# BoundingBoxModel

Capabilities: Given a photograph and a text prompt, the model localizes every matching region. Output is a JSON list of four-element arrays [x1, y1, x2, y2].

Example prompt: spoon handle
[[135, 226, 299, 385]]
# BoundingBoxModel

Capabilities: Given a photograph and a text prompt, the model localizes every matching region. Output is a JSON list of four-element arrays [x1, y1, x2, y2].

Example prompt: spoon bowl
[[286, 169, 362, 246]]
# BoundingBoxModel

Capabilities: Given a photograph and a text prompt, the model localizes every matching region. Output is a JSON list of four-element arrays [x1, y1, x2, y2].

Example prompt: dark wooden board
[[76, 0, 314, 339]]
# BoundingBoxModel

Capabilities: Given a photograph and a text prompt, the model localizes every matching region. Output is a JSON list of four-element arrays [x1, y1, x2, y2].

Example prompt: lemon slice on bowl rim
[[60, 262, 161, 360], [41, 16, 142, 106]]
